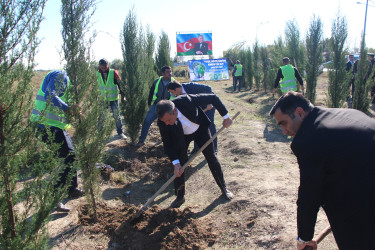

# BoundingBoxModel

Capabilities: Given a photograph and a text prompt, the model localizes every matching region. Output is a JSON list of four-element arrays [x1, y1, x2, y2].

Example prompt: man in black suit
[[269, 91, 375, 250], [345, 54, 356, 72], [346, 54, 357, 99], [156, 94, 233, 208], [167, 80, 218, 153], [193, 35, 209, 55]]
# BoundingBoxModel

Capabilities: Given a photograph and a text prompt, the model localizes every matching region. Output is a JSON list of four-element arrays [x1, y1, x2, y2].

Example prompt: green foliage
[[238, 47, 253, 89], [267, 37, 288, 94], [260, 46, 273, 92], [352, 39, 372, 112], [155, 31, 172, 75], [120, 9, 153, 143], [285, 19, 306, 72], [269, 36, 287, 64], [253, 40, 261, 89], [0, 1, 68, 248], [223, 49, 238, 67], [321, 38, 332, 62], [144, 25, 157, 88], [61, 0, 112, 220], [305, 15, 323, 104], [326, 15, 350, 108], [110, 59, 123, 70]]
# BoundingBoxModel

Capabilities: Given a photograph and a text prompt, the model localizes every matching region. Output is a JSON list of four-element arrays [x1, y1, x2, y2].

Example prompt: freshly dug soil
[[78, 203, 217, 249]]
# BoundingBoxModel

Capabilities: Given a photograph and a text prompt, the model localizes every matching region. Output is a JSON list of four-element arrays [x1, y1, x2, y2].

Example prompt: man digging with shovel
[[156, 94, 233, 208], [270, 92, 375, 250]]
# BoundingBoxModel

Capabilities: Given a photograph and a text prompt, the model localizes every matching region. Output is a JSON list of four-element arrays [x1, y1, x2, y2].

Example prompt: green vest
[[151, 76, 175, 105], [30, 72, 71, 130], [280, 64, 297, 93], [234, 64, 243, 77], [97, 69, 119, 101]]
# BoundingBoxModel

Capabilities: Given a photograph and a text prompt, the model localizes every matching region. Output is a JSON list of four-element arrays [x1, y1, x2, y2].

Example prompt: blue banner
[[188, 58, 229, 81]]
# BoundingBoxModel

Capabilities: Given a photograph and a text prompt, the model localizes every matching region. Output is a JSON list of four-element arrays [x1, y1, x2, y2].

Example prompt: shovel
[[130, 111, 240, 221]]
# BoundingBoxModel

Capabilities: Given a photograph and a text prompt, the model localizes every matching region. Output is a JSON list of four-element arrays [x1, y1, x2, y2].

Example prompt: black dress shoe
[[68, 188, 84, 198], [222, 188, 234, 200], [170, 197, 185, 208]]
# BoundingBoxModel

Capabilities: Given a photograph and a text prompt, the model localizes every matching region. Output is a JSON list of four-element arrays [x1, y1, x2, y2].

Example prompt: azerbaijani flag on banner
[[176, 33, 212, 56]]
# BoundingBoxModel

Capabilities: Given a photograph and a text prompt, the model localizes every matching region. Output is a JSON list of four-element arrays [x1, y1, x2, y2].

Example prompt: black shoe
[[222, 188, 233, 200], [68, 188, 84, 198], [170, 197, 185, 208], [56, 202, 70, 212]]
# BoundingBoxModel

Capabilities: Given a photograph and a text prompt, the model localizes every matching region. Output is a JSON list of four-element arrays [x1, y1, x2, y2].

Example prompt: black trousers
[[174, 124, 226, 199], [38, 126, 78, 194]]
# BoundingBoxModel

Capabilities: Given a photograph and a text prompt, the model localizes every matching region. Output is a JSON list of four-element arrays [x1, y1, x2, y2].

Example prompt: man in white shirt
[[156, 94, 233, 208]]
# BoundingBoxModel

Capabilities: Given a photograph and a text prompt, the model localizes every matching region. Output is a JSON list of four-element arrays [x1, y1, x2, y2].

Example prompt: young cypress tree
[[120, 9, 151, 143], [271, 35, 288, 64], [61, 0, 113, 220], [260, 45, 273, 92], [352, 38, 371, 112], [145, 26, 157, 88], [253, 40, 261, 89], [305, 15, 323, 104], [0, 1, 69, 248], [155, 31, 172, 75], [285, 19, 306, 73], [245, 47, 254, 90], [238, 47, 253, 90], [326, 15, 350, 108]]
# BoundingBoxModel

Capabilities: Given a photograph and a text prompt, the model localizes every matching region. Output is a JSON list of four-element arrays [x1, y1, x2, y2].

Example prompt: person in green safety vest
[[274, 57, 304, 96], [97, 58, 127, 139], [232, 60, 244, 92], [135, 65, 175, 147], [30, 70, 83, 213]]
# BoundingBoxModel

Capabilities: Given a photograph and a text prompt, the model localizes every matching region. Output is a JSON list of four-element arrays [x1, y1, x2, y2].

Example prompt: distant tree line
[[223, 15, 375, 112]]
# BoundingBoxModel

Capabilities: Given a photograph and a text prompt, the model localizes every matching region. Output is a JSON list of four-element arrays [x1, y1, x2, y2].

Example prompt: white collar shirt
[[176, 108, 199, 135]]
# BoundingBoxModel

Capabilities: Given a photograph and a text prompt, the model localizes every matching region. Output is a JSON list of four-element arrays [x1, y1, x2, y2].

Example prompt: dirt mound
[[78, 203, 217, 249]]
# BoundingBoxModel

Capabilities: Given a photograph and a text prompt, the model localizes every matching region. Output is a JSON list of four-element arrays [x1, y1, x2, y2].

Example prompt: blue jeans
[[139, 105, 157, 142], [110, 100, 124, 135], [99, 100, 124, 135]]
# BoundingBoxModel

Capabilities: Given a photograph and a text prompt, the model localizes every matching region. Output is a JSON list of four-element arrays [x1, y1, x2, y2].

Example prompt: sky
[[34, 0, 375, 70]]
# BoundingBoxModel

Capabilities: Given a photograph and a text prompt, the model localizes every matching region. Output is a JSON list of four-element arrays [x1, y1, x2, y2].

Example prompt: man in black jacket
[[345, 54, 358, 103], [269, 91, 375, 250], [167, 81, 218, 153], [156, 94, 233, 208]]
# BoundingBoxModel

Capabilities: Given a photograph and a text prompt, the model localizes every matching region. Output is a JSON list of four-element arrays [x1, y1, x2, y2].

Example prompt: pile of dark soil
[[78, 203, 217, 249]]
